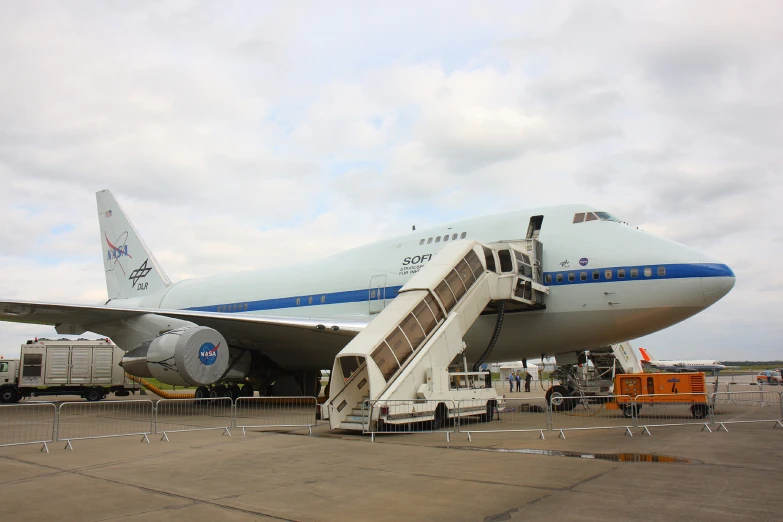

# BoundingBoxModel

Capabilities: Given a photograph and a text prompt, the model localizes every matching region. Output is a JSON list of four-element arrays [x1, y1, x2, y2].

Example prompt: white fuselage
[[107, 204, 735, 369]]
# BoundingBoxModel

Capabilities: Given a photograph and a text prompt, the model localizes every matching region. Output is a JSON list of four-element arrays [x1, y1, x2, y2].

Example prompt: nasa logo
[[579, 258, 588, 266], [198, 342, 220, 366]]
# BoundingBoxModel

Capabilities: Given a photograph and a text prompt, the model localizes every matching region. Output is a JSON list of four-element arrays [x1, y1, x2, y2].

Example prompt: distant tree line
[[722, 361, 783, 366]]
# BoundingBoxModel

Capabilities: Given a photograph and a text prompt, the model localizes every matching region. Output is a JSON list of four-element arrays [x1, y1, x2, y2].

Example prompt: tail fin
[[96, 190, 171, 300], [638, 347, 656, 362]]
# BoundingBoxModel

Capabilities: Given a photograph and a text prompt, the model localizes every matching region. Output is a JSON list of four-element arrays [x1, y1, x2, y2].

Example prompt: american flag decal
[[105, 210, 112, 217]]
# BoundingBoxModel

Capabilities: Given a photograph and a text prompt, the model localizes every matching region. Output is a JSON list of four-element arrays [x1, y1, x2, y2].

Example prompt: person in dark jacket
[[524, 371, 533, 392]]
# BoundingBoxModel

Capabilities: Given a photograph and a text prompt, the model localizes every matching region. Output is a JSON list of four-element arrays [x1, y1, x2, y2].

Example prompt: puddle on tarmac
[[449, 446, 700, 464]]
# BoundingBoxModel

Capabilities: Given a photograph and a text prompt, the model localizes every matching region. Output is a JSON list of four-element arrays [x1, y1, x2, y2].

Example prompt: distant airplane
[[639, 347, 726, 373], [0, 190, 735, 397]]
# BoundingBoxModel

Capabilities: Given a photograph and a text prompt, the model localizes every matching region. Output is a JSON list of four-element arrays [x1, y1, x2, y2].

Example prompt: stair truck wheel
[[86, 387, 104, 402], [1, 385, 20, 404], [481, 400, 496, 422], [432, 403, 448, 430], [691, 403, 709, 419], [546, 385, 576, 412], [228, 384, 241, 402], [242, 384, 254, 397]]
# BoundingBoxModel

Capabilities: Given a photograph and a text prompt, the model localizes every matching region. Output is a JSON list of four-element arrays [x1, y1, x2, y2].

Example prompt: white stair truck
[[324, 240, 548, 432], [0, 338, 141, 403]]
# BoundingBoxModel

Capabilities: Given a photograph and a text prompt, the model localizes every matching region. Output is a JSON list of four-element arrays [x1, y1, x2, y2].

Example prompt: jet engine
[[120, 326, 229, 386]]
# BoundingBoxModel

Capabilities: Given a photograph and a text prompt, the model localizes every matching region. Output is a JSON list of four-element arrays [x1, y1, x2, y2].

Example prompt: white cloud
[[1, 0, 781, 360]]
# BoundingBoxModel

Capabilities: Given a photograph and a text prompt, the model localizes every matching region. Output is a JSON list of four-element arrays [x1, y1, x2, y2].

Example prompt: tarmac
[[1, 416, 781, 521]]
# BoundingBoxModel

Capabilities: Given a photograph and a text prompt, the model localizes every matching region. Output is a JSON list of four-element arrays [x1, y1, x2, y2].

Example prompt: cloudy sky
[[0, 0, 781, 361]]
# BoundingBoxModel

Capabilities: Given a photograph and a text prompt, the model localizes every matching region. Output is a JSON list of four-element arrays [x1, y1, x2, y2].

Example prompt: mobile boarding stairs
[[323, 239, 549, 432]]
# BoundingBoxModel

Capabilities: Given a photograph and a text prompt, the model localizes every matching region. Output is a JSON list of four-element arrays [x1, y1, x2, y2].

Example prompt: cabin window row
[[370, 249, 484, 381], [572, 212, 622, 223], [217, 303, 250, 312], [419, 232, 467, 245], [544, 266, 666, 284]]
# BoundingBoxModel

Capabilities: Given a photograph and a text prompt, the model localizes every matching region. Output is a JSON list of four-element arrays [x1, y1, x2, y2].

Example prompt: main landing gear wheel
[[229, 384, 241, 401], [546, 385, 576, 412], [195, 386, 209, 404], [214, 385, 228, 399], [241, 384, 254, 398]]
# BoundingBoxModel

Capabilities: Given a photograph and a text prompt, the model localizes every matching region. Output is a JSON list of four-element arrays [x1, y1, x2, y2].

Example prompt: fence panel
[[457, 397, 548, 438], [710, 391, 783, 429], [58, 400, 153, 449], [363, 399, 457, 441], [0, 403, 57, 452], [234, 396, 316, 434], [633, 393, 712, 433], [155, 397, 233, 440], [549, 395, 634, 436]]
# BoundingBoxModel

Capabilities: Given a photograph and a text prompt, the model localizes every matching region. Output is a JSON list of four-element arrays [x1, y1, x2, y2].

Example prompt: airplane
[[0, 191, 736, 397], [638, 347, 727, 373]]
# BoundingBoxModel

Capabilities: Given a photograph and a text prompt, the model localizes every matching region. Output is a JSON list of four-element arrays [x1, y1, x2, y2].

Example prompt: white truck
[[0, 338, 141, 403]]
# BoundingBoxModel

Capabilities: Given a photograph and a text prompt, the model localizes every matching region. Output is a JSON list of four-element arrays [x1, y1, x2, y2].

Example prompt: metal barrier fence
[[363, 400, 458, 441], [457, 397, 549, 440], [58, 400, 153, 450], [155, 397, 233, 440], [711, 391, 783, 430], [234, 396, 317, 434], [0, 403, 57, 452], [550, 395, 635, 437], [633, 393, 713, 434]]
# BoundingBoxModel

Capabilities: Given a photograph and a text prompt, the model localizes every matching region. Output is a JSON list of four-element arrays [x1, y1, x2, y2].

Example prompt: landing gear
[[228, 384, 241, 401], [546, 385, 576, 412], [241, 384, 254, 397], [195, 386, 209, 399]]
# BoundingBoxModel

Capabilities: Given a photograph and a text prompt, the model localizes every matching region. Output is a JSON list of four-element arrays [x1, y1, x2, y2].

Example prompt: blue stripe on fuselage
[[185, 263, 734, 313]]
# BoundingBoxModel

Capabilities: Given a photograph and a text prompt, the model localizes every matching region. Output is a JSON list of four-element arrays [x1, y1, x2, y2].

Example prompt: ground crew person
[[524, 371, 532, 392]]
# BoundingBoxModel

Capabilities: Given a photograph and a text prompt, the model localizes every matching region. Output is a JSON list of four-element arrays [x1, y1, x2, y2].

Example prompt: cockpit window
[[594, 212, 621, 222], [573, 211, 622, 224]]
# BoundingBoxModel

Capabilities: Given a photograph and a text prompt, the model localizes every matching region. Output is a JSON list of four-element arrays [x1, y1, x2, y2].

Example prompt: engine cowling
[[120, 326, 229, 386]]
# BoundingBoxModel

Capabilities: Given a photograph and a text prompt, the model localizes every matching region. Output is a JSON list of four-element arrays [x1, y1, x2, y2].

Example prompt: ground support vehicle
[[609, 372, 710, 418], [0, 338, 141, 403]]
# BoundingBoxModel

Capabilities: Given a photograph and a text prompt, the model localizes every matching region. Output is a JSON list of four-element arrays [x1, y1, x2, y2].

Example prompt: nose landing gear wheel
[[546, 385, 576, 412]]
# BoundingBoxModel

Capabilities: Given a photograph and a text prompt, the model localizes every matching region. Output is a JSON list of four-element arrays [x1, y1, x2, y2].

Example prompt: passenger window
[[498, 250, 513, 273], [443, 234, 449, 242], [370, 290, 376, 299], [658, 266, 666, 276], [556, 274, 563, 283], [296, 298, 301, 305], [580, 272, 587, 281], [573, 213, 585, 223], [644, 267, 652, 277], [568, 273, 575, 282], [321, 295, 326, 303], [592, 271, 600, 280], [618, 269, 625, 279], [308, 296, 313, 304], [545, 274, 552, 284], [630, 268, 638, 278], [585, 212, 598, 221], [435, 236, 441, 243], [452, 233, 458, 240], [605, 270, 613, 280], [419, 239, 425, 245], [460, 232, 467, 239], [244, 304, 248, 310], [427, 237, 433, 244]]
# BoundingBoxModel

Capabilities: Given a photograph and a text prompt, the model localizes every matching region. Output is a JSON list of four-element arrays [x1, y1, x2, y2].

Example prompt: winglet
[[97, 190, 171, 300]]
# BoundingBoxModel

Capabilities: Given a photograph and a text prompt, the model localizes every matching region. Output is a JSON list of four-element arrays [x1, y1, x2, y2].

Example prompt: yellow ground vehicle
[[609, 372, 710, 419]]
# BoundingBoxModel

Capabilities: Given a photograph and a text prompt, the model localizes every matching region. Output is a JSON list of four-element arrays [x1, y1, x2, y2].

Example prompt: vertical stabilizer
[[639, 347, 656, 362], [96, 190, 171, 300]]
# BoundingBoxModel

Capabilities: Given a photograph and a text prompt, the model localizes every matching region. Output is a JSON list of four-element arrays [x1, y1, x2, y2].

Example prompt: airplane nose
[[700, 256, 735, 307]]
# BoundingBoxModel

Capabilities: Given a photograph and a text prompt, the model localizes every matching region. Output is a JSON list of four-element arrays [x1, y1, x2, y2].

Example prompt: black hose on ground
[[472, 301, 506, 373]]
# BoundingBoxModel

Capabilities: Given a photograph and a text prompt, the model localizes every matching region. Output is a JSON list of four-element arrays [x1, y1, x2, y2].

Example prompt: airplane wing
[[0, 299, 368, 368]]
